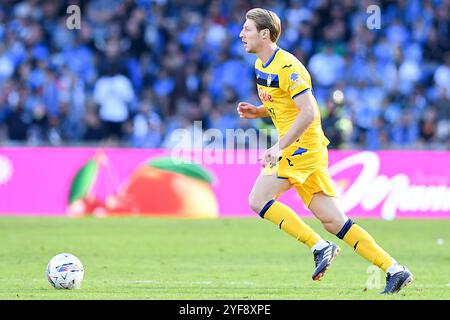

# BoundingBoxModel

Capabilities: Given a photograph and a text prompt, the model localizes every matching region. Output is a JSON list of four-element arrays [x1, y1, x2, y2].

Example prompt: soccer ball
[[46, 253, 84, 289]]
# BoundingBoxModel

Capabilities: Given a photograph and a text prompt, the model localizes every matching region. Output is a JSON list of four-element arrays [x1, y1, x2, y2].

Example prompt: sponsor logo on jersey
[[258, 87, 273, 102]]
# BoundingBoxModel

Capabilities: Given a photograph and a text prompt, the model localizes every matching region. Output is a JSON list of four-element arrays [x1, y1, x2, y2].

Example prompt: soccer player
[[237, 8, 413, 294]]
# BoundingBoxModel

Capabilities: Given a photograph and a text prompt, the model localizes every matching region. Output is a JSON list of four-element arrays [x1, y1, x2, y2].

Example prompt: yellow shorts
[[262, 147, 337, 207]]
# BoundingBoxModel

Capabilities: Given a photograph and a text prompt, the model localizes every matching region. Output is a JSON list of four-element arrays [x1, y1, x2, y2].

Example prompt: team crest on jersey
[[290, 72, 300, 82]]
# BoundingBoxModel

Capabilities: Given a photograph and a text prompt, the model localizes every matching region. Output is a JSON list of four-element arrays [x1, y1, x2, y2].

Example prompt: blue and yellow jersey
[[255, 47, 330, 155]]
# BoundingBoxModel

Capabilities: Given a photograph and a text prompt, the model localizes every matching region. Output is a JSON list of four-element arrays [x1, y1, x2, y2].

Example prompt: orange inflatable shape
[[110, 165, 219, 218]]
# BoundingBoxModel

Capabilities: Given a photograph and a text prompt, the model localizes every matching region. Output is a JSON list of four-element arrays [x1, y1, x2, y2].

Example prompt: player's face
[[239, 19, 262, 53]]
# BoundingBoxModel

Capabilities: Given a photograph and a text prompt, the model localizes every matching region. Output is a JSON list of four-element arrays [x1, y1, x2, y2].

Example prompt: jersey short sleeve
[[279, 64, 311, 99]]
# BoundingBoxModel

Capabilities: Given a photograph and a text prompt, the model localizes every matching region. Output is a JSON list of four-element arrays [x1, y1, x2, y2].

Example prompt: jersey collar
[[262, 47, 280, 68]]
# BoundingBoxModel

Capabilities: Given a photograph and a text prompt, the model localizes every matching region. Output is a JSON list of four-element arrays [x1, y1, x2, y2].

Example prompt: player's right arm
[[237, 102, 270, 119]]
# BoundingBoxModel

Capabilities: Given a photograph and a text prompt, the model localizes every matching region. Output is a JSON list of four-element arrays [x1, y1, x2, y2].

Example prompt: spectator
[[0, 0, 447, 151], [4, 96, 31, 142], [308, 45, 345, 88], [391, 112, 419, 147], [322, 98, 344, 149], [419, 108, 437, 143], [82, 109, 104, 142], [434, 53, 450, 97], [131, 100, 163, 148], [93, 66, 135, 142]]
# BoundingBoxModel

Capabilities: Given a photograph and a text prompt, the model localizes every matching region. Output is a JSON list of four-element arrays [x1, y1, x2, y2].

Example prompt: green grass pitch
[[0, 216, 449, 300]]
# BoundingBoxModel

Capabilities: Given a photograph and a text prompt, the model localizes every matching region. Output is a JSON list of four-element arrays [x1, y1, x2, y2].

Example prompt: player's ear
[[260, 29, 268, 39]]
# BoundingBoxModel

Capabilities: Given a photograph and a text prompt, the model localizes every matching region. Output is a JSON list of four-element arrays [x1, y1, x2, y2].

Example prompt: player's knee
[[248, 195, 260, 213], [322, 218, 347, 235], [322, 222, 339, 234], [248, 193, 267, 214]]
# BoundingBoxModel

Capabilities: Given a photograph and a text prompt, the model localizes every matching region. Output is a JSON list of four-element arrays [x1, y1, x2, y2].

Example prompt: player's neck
[[257, 43, 278, 66]]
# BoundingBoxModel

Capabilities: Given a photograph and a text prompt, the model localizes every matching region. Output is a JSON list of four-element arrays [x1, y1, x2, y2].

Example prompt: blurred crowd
[[0, 0, 448, 150]]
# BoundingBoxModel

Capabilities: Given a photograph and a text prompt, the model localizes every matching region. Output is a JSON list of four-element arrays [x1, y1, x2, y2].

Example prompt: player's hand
[[261, 143, 282, 167], [237, 102, 259, 119]]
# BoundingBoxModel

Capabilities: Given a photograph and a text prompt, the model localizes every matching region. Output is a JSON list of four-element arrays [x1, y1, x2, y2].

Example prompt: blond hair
[[245, 8, 281, 43]]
